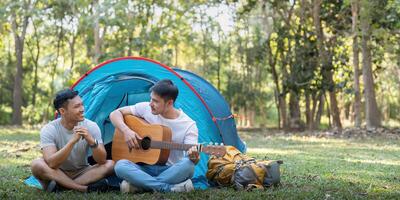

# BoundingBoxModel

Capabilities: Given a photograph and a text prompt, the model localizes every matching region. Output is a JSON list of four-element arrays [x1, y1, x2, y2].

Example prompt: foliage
[[0, 0, 399, 127]]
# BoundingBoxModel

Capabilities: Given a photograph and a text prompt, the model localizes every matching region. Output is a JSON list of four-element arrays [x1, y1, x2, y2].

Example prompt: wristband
[[89, 139, 98, 148]]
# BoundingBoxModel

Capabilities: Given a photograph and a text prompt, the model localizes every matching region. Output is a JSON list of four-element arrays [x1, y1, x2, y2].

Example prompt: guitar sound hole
[[141, 137, 151, 150]]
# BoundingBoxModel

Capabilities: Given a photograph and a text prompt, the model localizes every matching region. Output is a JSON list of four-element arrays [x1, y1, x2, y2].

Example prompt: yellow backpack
[[206, 146, 282, 190]]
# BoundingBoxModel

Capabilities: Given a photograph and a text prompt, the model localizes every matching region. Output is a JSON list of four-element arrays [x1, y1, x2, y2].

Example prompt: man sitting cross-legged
[[110, 79, 199, 193], [30, 89, 114, 192]]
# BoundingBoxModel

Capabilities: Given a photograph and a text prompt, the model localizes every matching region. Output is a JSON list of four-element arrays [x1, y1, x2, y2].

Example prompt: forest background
[[1, 0, 399, 131]]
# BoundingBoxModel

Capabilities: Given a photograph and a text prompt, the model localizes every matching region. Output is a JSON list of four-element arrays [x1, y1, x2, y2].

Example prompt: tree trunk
[[69, 34, 76, 71], [26, 21, 40, 107], [289, 92, 304, 131], [174, 42, 179, 67], [93, 0, 103, 64], [352, 0, 362, 127], [328, 91, 341, 129], [360, 2, 381, 128], [305, 92, 314, 130], [248, 109, 255, 128], [127, 35, 133, 56], [325, 93, 332, 128], [280, 95, 288, 130], [12, 30, 23, 125], [301, 0, 314, 130], [310, 92, 318, 129], [280, 50, 289, 130], [11, 10, 30, 125], [2, 37, 13, 106], [127, 9, 134, 57], [267, 38, 288, 129], [396, 41, 400, 85], [314, 92, 324, 129], [217, 35, 222, 91], [45, 25, 64, 122], [344, 102, 351, 120], [32, 59, 39, 106], [273, 89, 281, 129], [199, 9, 208, 75], [266, 1, 294, 130], [312, 0, 342, 130]]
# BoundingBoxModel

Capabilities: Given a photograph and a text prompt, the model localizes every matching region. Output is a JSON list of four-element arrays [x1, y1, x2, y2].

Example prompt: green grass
[[0, 127, 399, 199]]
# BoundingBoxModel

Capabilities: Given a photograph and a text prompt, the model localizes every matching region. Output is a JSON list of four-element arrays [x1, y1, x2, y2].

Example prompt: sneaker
[[45, 180, 57, 193], [170, 179, 194, 192], [87, 178, 110, 193], [120, 180, 142, 193]]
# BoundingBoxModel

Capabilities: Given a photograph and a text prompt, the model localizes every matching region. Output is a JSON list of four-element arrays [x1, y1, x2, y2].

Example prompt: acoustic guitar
[[112, 115, 226, 165]]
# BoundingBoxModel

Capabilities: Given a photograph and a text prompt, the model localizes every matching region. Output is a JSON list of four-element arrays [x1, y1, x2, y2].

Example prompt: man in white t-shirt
[[110, 79, 199, 193], [30, 89, 114, 192]]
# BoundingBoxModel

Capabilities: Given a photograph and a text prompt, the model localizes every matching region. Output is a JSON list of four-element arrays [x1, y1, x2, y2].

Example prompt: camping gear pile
[[206, 146, 282, 190]]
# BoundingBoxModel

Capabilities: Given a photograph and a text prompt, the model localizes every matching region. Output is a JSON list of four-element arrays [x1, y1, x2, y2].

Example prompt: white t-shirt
[[129, 102, 198, 165]]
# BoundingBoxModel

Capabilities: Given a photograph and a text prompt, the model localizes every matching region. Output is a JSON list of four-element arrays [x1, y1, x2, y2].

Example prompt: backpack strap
[[234, 158, 264, 186], [209, 162, 231, 182], [247, 164, 264, 185], [234, 158, 256, 169]]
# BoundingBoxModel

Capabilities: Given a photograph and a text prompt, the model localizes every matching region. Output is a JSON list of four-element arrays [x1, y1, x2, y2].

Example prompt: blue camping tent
[[71, 57, 246, 189]]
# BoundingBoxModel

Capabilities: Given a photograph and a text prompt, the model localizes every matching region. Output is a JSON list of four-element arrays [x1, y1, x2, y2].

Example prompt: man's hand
[[71, 126, 83, 143], [122, 127, 142, 151], [188, 146, 200, 164], [73, 126, 95, 145]]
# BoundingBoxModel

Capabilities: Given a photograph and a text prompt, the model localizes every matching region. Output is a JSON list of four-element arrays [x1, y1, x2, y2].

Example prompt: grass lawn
[[0, 127, 399, 199]]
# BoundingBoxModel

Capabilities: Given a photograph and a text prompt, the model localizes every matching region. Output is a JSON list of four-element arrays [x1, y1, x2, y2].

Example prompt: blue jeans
[[114, 157, 195, 192]]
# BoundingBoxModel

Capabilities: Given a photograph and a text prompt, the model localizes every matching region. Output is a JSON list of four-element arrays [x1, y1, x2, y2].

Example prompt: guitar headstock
[[201, 143, 226, 157]]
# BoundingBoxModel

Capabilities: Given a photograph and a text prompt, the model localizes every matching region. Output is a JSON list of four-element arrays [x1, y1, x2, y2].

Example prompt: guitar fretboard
[[150, 141, 200, 151]]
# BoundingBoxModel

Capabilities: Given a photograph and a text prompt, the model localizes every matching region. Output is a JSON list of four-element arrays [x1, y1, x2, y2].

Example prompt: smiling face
[[59, 96, 84, 122], [149, 92, 173, 115]]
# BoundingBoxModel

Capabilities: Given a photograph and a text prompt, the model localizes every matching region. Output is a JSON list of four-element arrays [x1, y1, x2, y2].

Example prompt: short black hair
[[150, 79, 178, 102], [53, 89, 79, 113]]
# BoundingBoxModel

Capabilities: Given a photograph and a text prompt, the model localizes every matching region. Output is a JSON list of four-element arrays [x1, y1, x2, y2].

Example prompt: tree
[[0, 0, 398, 127], [312, 0, 342, 130], [8, 1, 34, 125], [351, 0, 362, 127], [93, 0, 106, 64], [261, 0, 295, 129], [360, 0, 381, 128]]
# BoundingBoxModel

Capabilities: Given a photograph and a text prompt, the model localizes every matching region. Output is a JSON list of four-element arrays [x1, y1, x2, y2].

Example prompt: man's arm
[[74, 126, 107, 164], [91, 144, 107, 164], [109, 106, 142, 149], [185, 123, 199, 164], [110, 106, 134, 135], [42, 133, 81, 169]]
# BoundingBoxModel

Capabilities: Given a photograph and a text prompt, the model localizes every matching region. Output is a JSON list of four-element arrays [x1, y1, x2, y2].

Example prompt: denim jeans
[[114, 157, 195, 192]]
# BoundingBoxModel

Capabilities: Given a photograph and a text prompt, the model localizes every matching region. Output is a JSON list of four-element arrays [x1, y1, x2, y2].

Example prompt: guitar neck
[[150, 141, 199, 152]]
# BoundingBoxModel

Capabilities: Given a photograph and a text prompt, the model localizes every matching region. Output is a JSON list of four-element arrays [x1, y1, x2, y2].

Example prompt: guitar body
[[112, 115, 172, 165]]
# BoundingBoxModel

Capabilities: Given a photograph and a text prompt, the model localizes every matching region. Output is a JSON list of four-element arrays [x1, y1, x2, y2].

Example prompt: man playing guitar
[[110, 79, 199, 193]]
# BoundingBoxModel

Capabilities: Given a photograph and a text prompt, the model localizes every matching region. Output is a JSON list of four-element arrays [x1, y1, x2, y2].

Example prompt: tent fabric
[[173, 69, 246, 152], [71, 57, 246, 189]]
